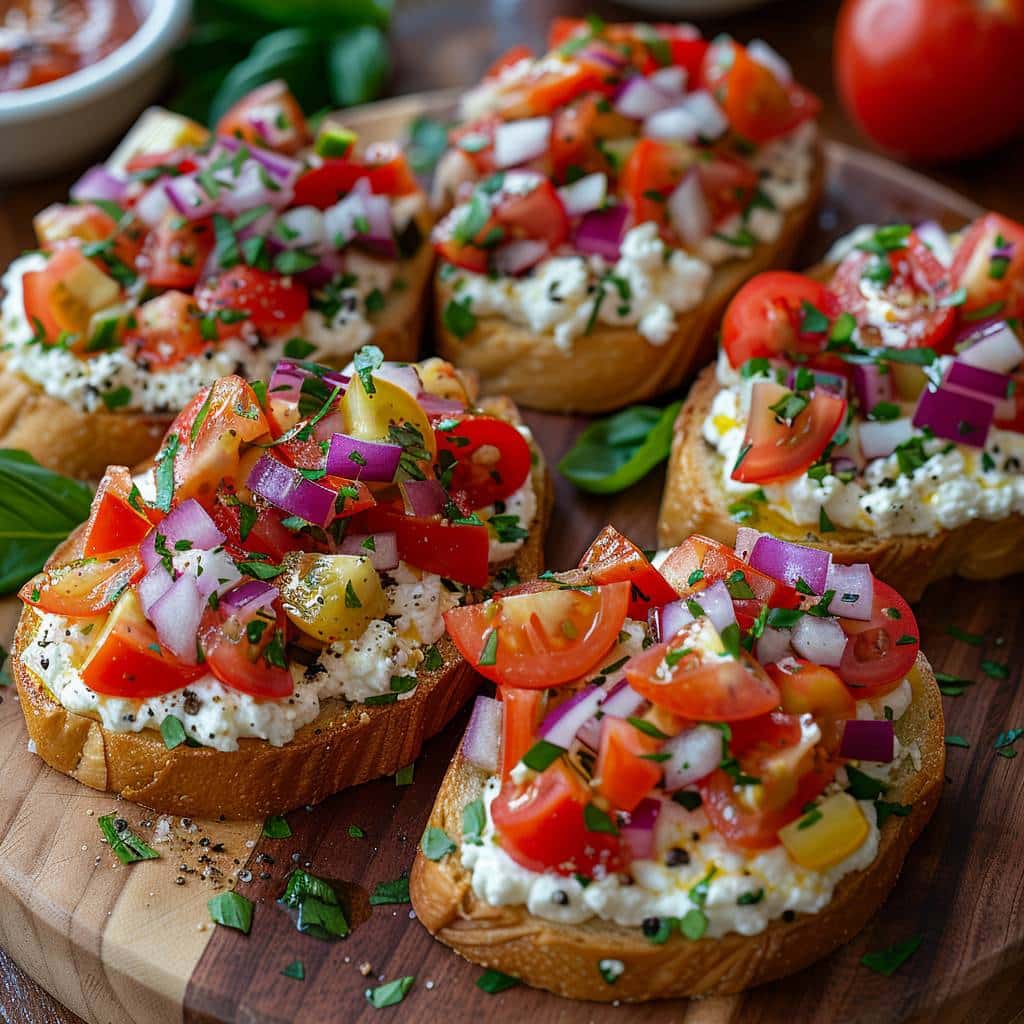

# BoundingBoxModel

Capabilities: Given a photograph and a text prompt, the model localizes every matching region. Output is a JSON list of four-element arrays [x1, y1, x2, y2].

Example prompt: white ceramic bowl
[[0, 0, 192, 183]]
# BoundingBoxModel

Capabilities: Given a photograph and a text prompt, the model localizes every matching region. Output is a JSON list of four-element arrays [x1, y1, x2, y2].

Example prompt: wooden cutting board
[[2, 93, 1023, 1024]]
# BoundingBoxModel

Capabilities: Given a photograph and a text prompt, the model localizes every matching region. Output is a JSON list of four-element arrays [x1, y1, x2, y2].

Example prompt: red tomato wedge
[[22, 245, 116, 346], [621, 138, 692, 233], [491, 761, 624, 876], [626, 618, 780, 722], [501, 687, 545, 778], [21, 546, 144, 617], [829, 231, 955, 351], [82, 591, 204, 698], [595, 716, 662, 813], [950, 212, 1024, 322], [124, 291, 207, 369], [82, 491, 153, 558], [141, 213, 214, 291], [732, 380, 847, 485], [766, 658, 856, 720], [195, 265, 308, 339], [444, 581, 630, 688], [658, 534, 800, 610], [199, 597, 293, 699], [838, 579, 919, 698], [216, 79, 308, 155], [487, 45, 533, 78], [292, 143, 420, 208], [432, 414, 532, 510], [575, 525, 677, 618], [721, 271, 838, 368]]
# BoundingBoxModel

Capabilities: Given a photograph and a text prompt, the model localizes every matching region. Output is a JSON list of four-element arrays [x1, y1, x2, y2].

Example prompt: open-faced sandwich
[[431, 18, 823, 413], [11, 349, 549, 818], [0, 80, 433, 479], [659, 213, 1024, 600], [410, 527, 943, 1000]]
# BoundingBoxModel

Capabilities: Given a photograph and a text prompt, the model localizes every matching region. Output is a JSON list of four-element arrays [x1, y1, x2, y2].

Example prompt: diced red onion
[[662, 725, 723, 790], [360, 193, 394, 245], [149, 572, 204, 664], [749, 535, 831, 593], [944, 359, 1014, 418], [324, 192, 366, 248], [216, 134, 301, 186], [276, 206, 326, 250], [914, 220, 953, 267], [647, 65, 687, 97], [164, 174, 220, 221], [399, 479, 446, 518], [493, 117, 552, 169], [825, 562, 874, 621], [134, 184, 172, 227], [557, 173, 608, 217], [599, 680, 647, 720], [791, 615, 848, 667], [579, 44, 627, 72], [572, 203, 629, 260], [539, 686, 604, 749], [680, 90, 729, 139], [667, 171, 710, 247], [417, 393, 465, 417], [789, 369, 848, 397], [620, 797, 661, 860], [853, 363, 893, 413], [913, 386, 993, 448], [221, 579, 278, 617], [247, 454, 338, 527], [734, 526, 762, 562], [462, 694, 502, 773], [840, 719, 894, 763], [326, 432, 401, 481], [493, 239, 549, 276], [615, 76, 675, 119], [958, 321, 1024, 373], [339, 532, 399, 572], [695, 579, 736, 634], [756, 625, 792, 665], [268, 360, 348, 405], [138, 563, 173, 616], [859, 417, 914, 460], [651, 598, 694, 642], [149, 498, 226, 551], [644, 105, 700, 142], [747, 39, 792, 84], [186, 548, 242, 600], [372, 361, 420, 397], [71, 164, 127, 203], [220, 159, 292, 216]]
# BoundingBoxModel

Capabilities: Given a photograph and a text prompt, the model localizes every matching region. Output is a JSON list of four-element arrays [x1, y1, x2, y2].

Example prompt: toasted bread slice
[[11, 442, 551, 821], [410, 654, 943, 1001], [658, 365, 1024, 602], [433, 149, 824, 415], [0, 219, 435, 481]]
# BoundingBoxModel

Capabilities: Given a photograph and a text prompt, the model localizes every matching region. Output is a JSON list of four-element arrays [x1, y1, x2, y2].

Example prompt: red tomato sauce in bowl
[[0, 0, 141, 92]]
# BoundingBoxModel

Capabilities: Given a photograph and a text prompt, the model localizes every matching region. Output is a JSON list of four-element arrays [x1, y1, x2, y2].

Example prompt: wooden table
[[3, 1, 1024, 1021]]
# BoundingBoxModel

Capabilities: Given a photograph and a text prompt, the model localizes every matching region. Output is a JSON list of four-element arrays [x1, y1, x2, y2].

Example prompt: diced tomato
[[82, 491, 153, 558], [444, 581, 630, 688], [357, 506, 490, 588], [702, 40, 821, 144], [293, 143, 420, 208], [81, 591, 204, 698], [732, 380, 847, 485], [766, 658, 856, 719], [575, 525, 677, 619], [491, 761, 624, 876], [658, 534, 801, 610], [549, 94, 633, 184], [829, 230, 956, 351], [595, 716, 662, 813], [995, 370, 1024, 434], [432, 414, 532, 510], [838, 579, 919, 698], [697, 155, 759, 224], [448, 117, 499, 175], [124, 150, 199, 177], [216, 79, 309, 155], [950, 212, 1024, 322], [211, 484, 308, 561], [548, 17, 586, 50], [124, 291, 207, 369], [21, 546, 145, 617], [141, 212, 214, 290], [512, 61, 607, 118], [33, 202, 143, 268], [168, 376, 272, 503], [721, 271, 839, 368], [621, 138, 692, 232], [626, 619, 781, 722], [487, 45, 533, 78], [195, 265, 308, 339], [501, 687, 545, 777], [199, 595, 293, 698]]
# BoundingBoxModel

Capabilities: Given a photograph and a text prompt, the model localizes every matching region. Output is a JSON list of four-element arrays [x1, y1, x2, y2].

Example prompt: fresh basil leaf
[[0, 450, 93, 593], [99, 814, 160, 865], [407, 115, 450, 174], [296, 895, 349, 939], [328, 25, 391, 107], [263, 815, 292, 839], [421, 826, 456, 861], [370, 875, 410, 905], [476, 968, 519, 994], [282, 960, 305, 980], [208, 891, 253, 934], [366, 976, 415, 1008], [559, 402, 681, 494], [861, 935, 922, 976]]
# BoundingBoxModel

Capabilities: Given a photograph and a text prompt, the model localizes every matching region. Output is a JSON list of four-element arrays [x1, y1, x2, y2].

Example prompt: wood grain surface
[[3, 1, 1024, 1022]]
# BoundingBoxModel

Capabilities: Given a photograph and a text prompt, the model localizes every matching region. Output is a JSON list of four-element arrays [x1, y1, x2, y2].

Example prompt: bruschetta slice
[[11, 351, 549, 819], [411, 527, 943, 1000], [658, 214, 1024, 600], [431, 21, 823, 413]]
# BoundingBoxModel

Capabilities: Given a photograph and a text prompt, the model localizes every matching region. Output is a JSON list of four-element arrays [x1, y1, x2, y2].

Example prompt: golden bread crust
[[410, 655, 944, 1001]]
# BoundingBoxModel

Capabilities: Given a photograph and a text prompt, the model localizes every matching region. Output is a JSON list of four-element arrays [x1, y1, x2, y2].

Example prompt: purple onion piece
[[840, 719, 894, 763], [462, 695, 502, 773], [326, 432, 402, 481], [749, 535, 831, 594]]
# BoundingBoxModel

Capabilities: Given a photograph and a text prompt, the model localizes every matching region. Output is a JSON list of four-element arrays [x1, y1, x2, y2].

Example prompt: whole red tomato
[[836, 0, 1024, 161]]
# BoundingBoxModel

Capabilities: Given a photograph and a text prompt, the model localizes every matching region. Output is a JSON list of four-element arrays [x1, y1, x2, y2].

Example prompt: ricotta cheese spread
[[22, 562, 460, 752], [443, 121, 817, 353], [461, 680, 914, 940], [702, 348, 1024, 538]]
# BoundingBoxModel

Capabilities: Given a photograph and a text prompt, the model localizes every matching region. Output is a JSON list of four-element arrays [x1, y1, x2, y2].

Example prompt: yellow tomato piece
[[340, 372, 437, 460], [280, 553, 386, 644], [778, 791, 869, 871], [52, 260, 121, 336], [417, 357, 473, 404]]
